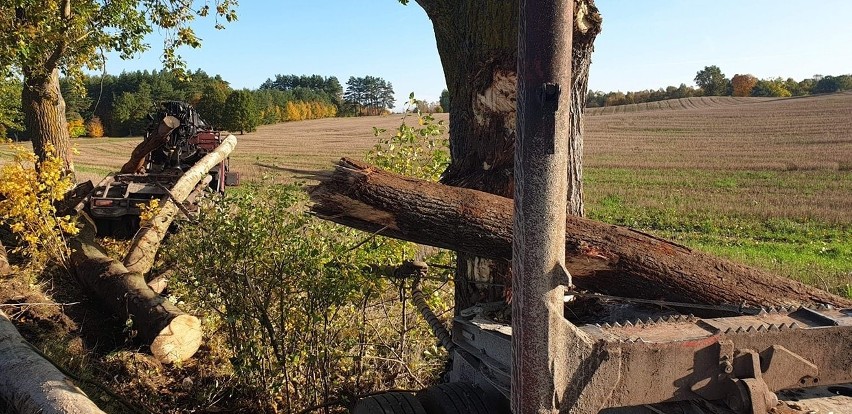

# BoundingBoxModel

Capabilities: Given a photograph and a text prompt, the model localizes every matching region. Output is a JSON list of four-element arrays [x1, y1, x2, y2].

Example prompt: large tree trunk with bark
[[21, 67, 73, 175], [414, 0, 602, 309], [69, 215, 202, 363], [0, 310, 106, 414], [311, 159, 852, 308]]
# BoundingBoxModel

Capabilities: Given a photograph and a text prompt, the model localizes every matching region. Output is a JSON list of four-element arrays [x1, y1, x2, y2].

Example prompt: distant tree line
[[0, 70, 401, 140], [343, 76, 396, 116], [586, 66, 852, 108]]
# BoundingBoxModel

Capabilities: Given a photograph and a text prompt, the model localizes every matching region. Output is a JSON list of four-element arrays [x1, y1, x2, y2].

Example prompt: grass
[[581, 93, 852, 297], [585, 167, 851, 296]]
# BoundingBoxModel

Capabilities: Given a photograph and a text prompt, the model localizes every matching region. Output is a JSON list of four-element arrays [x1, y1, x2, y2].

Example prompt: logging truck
[[87, 101, 239, 238]]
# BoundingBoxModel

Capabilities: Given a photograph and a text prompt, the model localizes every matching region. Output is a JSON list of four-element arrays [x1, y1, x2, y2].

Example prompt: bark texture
[[568, 1, 602, 216], [70, 214, 202, 363], [123, 134, 236, 274], [0, 310, 106, 414], [311, 159, 852, 308], [21, 68, 73, 174], [119, 115, 181, 174], [415, 0, 602, 307]]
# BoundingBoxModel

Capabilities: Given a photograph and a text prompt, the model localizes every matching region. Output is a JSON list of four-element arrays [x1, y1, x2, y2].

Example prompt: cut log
[[147, 271, 171, 295], [311, 158, 852, 308], [0, 310, 106, 414], [119, 115, 180, 174], [69, 213, 202, 363], [123, 134, 235, 275]]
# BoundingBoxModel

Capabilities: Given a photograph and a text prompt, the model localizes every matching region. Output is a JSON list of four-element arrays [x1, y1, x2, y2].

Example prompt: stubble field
[[3, 92, 850, 295]]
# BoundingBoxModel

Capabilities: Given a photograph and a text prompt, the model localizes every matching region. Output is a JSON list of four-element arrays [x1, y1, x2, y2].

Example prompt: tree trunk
[[123, 134, 236, 274], [69, 214, 202, 363], [0, 310, 106, 414], [310, 158, 852, 308], [415, 0, 602, 308], [119, 115, 181, 174], [569, 1, 603, 216], [21, 67, 73, 176]]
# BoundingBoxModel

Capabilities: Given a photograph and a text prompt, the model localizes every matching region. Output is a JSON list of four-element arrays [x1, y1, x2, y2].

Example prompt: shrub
[[86, 116, 105, 138], [0, 144, 77, 273], [164, 102, 453, 411], [366, 93, 450, 181], [67, 113, 86, 138]]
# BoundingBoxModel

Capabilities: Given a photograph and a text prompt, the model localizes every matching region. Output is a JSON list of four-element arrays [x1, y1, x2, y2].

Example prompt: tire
[[352, 391, 427, 414], [416, 383, 508, 414]]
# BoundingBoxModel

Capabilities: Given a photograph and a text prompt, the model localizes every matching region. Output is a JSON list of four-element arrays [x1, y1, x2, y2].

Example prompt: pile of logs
[[0, 128, 236, 412]]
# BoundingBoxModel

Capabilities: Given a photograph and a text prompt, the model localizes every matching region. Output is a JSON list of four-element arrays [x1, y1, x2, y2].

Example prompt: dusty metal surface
[[512, 0, 575, 412], [455, 302, 852, 413]]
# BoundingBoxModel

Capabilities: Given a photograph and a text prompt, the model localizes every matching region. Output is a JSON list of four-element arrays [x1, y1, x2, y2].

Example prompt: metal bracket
[[538, 82, 561, 112]]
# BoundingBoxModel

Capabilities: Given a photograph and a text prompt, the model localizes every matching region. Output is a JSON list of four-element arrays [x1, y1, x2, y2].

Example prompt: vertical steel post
[[512, 0, 573, 413]]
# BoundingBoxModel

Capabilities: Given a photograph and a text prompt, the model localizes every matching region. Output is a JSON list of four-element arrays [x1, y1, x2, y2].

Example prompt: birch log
[[0, 310, 106, 414], [123, 134, 236, 275]]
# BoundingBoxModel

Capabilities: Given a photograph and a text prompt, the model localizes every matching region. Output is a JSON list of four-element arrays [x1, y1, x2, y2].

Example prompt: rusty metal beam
[[512, 0, 576, 412]]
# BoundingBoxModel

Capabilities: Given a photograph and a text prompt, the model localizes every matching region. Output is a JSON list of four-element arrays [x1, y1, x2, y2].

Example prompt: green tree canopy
[[812, 76, 842, 94], [259, 74, 343, 106], [0, 0, 237, 173], [196, 79, 232, 128], [439, 89, 450, 112], [223, 89, 259, 134], [344, 75, 395, 116], [0, 77, 22, 139], [694, 65, 729, 96], [751, 78, 792, 97]]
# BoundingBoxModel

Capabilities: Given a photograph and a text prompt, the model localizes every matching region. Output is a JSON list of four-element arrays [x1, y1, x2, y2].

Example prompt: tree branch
[[44, 0, 72, 70]]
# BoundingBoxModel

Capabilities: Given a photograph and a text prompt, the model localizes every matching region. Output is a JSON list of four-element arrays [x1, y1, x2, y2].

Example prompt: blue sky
[[107, 1, 852, 109]]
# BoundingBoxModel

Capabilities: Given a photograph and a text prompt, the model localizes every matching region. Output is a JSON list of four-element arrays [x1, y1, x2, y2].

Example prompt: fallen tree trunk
[[119, 115, 180, 174], [311, 158, 852, 308], [69, 214, 202, 363], [123, 134, 235, 274], [0, 310, 106, 414]]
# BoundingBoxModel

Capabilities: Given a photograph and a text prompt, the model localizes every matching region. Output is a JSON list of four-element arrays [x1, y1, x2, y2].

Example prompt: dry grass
[[43, 114, 444, 185], [585, 92, 852, 171], [582, 92, 852, 225]]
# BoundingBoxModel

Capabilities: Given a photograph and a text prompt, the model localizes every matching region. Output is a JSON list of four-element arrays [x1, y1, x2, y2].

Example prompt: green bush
[[164, 98, 454, 411]]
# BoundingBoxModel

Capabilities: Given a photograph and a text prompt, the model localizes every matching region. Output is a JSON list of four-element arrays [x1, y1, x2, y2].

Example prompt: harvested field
[[585, 95, 776, 116], [25, 114, 435, 185], [1, 93, 849, 293], [584, 93, 852, 172]]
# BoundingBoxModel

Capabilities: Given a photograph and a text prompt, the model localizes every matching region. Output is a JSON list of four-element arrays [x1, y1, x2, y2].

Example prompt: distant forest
[[2, 66, 850, 140], [0, 71, 406, 139], [586, 66, 852, 108]]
